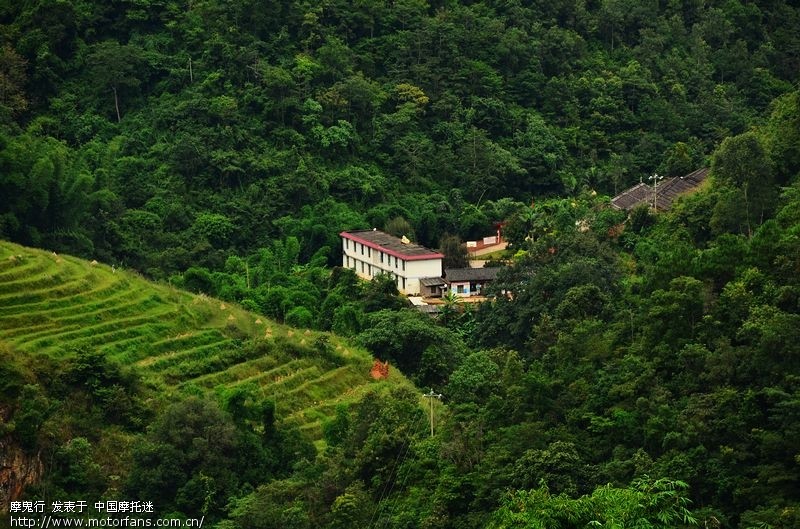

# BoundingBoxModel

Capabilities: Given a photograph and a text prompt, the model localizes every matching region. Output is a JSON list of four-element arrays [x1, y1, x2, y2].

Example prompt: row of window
[[344, 239, 406, 271], [380, 252, 406, 271], [344, 255, 407, 290]]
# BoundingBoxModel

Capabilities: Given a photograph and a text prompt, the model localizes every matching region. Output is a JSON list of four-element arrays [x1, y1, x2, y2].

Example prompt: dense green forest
[[2, 0, 799, 273], [2, 0, 800, 528]]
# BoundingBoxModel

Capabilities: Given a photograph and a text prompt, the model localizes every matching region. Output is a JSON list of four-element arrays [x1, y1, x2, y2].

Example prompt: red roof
[[341, 230, 444, 261]]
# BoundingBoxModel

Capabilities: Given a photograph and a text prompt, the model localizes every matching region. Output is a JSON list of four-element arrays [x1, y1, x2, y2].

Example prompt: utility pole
[[422, 389, 443, 437], [649, 173, 664, 211]]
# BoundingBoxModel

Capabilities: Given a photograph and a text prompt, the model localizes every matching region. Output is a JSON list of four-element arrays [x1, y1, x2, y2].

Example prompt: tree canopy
[[2, 1, 800, 528]]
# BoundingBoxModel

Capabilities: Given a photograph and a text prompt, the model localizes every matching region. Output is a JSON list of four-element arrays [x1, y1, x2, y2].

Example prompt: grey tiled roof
[[610, 168, 709, 211], [651, 168, 709, 211], [611, 182, 653, 210], [444, 267, 501, 282], [420, 276, 447, 287]]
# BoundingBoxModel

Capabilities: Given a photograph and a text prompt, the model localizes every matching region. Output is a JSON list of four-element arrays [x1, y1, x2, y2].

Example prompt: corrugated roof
[[611, 182, 653, 210], [341, 230, 444, 260], [420, 277, 447, 287], [610, 168, 709, 211], [681, 167, 710, 185], [652, 167, 710, 211]]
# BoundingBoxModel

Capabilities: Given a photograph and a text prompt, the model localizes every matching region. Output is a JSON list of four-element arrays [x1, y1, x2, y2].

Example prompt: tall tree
[[439, 234, 469, 269], [86, 41, 144, 122], [711, 131, 777, 236], [0, 45, 28, 122]]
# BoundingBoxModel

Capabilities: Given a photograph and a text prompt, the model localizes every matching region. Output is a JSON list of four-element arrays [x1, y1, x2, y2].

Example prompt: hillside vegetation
[[0, 239, 405, 441], [2, 0, 800, 528], [1, 0, 799, 276]]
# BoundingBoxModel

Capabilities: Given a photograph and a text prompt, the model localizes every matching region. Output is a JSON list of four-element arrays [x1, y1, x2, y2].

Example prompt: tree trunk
[[744, 183, 752, 238], [113, 85, 121, 123]]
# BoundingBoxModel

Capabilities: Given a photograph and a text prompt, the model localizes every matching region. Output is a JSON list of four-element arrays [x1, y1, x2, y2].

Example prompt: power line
[[367, 410, 427, 529], [382, 439, 424, 527], [368, 391, 445, 528], [380, 390, 445, 527]]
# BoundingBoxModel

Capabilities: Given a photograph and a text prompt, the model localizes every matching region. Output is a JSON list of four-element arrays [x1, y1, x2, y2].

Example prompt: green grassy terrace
[[0, 240, 410, 443]]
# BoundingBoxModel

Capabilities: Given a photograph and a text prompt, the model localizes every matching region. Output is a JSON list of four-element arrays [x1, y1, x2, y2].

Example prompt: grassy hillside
[[0, 239, 408, 442]]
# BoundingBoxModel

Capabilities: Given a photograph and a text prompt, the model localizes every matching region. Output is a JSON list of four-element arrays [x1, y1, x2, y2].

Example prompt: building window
[[360, 244, 364, 255], [380, 252, 383, 263], [402, 277, 406, 290], [361, 261, 364, 273], [368, 247, 371, 258], [402, 260, 405, 271], [457, 285, 465, 294], [345, 239, 349, 250]]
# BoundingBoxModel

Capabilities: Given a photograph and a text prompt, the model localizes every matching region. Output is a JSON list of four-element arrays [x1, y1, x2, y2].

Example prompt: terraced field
[[0, 240, 406, 442]]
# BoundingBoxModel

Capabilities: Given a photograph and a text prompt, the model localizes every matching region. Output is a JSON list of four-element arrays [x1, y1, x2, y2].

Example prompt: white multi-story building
[[340, 229, 444, 295]]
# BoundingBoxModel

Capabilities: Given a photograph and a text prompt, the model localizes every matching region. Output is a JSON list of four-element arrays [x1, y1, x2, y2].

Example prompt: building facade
[[340, 230, 444, 295], [444, 267, 501, 297]]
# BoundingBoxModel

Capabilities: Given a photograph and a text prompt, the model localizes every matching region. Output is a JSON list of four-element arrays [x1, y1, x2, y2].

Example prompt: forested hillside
[[2, 0, 800, 528], [1, 0, 798, 273]]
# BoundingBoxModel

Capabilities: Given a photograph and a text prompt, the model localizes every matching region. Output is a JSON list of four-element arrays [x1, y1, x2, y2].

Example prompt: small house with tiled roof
[[444, 267, 501, 297]]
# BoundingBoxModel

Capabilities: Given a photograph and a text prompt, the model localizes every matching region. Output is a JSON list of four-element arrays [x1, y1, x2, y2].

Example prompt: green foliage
[[511, 441, 589, 496], [358, 309, 465, 385], [181, 266, 215, 294], [2, 1, 800, 527], [192, 213, 235, 248], [0, 132, 94, 252], [0, 346, 29, 401], [52, 437, 105, 497], [331, 303, 363, 337], [0, 240, 408, 526], [285, 306, 314, 328], [0, 0, 795, 281], [446, 351, 500, 405], [764, 91, 800, 185], [11, 384, 52, 451], [0, 44, 28, 122], [711, 132, 778, 236], [85, 41, 145, 121], [439, 234, 469, 269], [489, 477, 697, 529], [228, 479, 312, 529], [126, 396, 239, 516], [329, 481, 372, 529], [476, 228, 620, 350], [360, 273, 404, 313], [384, 216, 415, 240]]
